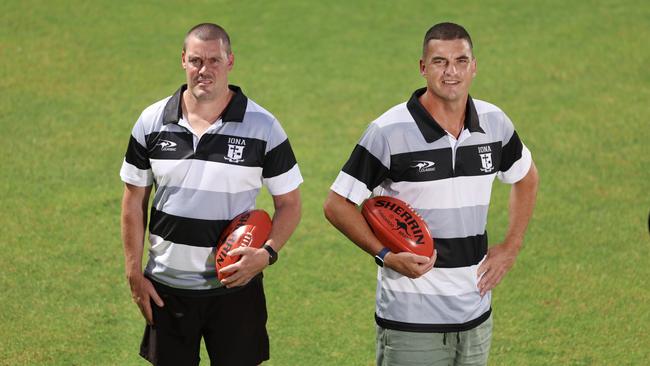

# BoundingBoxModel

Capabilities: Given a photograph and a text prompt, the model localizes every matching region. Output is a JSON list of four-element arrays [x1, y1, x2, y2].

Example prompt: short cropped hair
[[183, 23, 232, 54], [422, 22, 473, 57]]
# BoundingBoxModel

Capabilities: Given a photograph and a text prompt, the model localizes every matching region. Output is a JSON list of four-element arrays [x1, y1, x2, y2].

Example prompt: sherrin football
[[215, 210, 272, 281], [361, 196, 434, 257]]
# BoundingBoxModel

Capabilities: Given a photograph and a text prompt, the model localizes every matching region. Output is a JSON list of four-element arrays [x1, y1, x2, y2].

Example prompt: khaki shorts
[[376, 315, 492, 366]]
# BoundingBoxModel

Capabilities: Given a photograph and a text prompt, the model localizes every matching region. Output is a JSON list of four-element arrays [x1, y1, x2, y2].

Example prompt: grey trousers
[[376, 315, 493, 366]]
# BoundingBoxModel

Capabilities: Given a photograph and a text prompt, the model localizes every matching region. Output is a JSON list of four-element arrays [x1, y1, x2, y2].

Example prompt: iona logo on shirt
[[478, 145, 494, 173], [225, 137, 246, 163]]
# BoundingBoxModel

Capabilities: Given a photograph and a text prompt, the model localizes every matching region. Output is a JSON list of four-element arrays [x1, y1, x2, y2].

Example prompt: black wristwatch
[[374, 247, 391, 267], [263, 244, 278, 265]]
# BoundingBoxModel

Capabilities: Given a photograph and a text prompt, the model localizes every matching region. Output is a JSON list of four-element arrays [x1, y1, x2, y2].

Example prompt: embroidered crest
[[225, 137, 246, 163], [479, 153, 494, 173]]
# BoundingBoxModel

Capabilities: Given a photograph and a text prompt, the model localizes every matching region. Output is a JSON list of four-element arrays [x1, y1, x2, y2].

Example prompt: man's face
[[182, 36, 234, 101], [420, 39, 476, 103]]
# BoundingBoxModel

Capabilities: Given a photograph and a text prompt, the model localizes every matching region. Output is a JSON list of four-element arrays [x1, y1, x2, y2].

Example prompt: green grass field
[[1, 0, 649, 365]]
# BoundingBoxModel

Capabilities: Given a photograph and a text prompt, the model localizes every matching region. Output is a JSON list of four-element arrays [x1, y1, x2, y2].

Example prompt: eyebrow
[[188, 55, 222, 61], [430, 55, 471, 62]]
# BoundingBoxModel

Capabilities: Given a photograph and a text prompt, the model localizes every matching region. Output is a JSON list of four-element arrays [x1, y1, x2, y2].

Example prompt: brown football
[[361, 196, 433, 256], [215, 210, 272, 281]]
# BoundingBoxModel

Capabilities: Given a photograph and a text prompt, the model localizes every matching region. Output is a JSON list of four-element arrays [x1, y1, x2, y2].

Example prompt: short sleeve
[[120, 115, 154, 187], [330, 123, 391, 205], [262, 119, 303, 195], [496, 114, 532, 184]]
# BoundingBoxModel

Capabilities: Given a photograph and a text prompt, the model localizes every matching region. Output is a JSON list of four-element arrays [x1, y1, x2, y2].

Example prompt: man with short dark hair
[[324, 22, 538, 365], [121, 23, 302, 365]]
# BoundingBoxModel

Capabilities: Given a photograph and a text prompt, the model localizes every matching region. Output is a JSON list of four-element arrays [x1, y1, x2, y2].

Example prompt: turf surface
[[1, 1, 648, 365]]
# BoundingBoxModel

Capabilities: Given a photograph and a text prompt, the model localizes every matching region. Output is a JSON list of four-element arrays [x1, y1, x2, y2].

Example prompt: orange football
[[215, 210, 272, 281], [361, 196, 433, 257]]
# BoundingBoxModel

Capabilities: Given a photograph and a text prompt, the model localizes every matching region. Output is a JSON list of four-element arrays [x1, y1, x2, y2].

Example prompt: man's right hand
[[384, 250, 437, 279], [128, 274, 164, 325]]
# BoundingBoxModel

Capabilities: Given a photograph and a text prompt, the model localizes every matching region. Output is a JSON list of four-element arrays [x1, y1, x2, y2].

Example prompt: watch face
[[374, 256, 384, 267]]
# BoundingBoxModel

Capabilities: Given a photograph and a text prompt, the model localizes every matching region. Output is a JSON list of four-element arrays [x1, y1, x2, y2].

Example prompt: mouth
[[442, 80, 460, 85], [197, 78, 213, 86]]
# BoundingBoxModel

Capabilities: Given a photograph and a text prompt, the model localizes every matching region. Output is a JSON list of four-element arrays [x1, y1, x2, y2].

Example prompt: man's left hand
[[219, 246, 269, 288], [476, 243, 520, 297]]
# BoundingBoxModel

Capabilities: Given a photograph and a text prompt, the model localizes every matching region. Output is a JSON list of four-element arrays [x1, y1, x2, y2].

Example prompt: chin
[[190, 85, 212, 96], [439, 90, 464, 102]]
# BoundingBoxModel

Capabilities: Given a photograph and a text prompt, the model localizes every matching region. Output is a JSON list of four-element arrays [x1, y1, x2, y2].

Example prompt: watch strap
[[263, 244, 278, 265], [374, 247, 391, 267]]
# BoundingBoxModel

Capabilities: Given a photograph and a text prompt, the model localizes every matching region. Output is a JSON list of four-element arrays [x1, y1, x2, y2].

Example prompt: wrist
[[502, 237, 523, 252], [374, 247, 391, 267], [262, 243, 278, 265], [126, 270, 144, 282]]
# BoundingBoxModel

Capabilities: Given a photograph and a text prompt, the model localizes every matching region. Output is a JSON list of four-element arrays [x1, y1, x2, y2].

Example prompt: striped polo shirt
[[120, 84, 303, 292], [331, 88, 531, 332]]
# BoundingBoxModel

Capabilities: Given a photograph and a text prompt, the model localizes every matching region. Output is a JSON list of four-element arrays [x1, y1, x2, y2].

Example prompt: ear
[[471, 57, 477, 78], [227, 53, 235, 71], [419, 58, 426, 76], [181, 49, 187, 70]]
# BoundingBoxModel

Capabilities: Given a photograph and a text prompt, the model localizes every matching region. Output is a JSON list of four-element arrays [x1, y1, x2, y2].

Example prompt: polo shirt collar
[[162, 84, 248, 125], [406, 87, 484, 143]]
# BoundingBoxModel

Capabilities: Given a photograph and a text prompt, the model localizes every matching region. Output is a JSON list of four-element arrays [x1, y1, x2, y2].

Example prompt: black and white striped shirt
[[120, 84, 303, 292], [331, 88, 531, 332]]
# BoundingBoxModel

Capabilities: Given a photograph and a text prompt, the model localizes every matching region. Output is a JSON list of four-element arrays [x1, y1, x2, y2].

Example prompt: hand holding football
[[215, 210, 272, 281]]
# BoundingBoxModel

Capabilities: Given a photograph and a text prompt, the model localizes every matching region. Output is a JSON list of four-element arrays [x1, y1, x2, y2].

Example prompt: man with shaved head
[[324, 22, 538, 365], [121, 23, 302, 365], [183, 23, 232, 53]]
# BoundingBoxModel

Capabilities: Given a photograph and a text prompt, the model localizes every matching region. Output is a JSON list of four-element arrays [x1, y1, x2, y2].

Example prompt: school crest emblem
[[479, 153, 494, 173], [225, 137, 246, 163]]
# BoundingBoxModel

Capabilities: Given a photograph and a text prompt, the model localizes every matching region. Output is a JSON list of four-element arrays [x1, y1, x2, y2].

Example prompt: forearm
[[323, 191, 383, 256], [122, 213, 146, 278], [121, 184, 151, 279], [323, 191, 435, 278], [267, 189, 301, 251], [503, 162, 539, 250]]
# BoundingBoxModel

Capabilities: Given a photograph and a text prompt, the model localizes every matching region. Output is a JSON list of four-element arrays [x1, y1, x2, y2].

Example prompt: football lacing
[[403, 202, 423, 220]]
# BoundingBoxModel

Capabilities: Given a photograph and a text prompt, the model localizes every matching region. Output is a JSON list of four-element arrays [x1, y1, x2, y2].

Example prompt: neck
[[419, 90, 467, 138], [183, 87, 233, 122]]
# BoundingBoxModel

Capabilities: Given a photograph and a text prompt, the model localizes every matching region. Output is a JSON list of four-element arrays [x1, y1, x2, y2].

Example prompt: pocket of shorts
[[159, 294, 189, 337], [383, 344, 433, 366]]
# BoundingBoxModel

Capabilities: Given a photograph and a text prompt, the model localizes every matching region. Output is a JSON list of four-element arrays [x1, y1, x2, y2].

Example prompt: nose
[[444, 63, 458, 76], [199, 63, 208, 74]]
